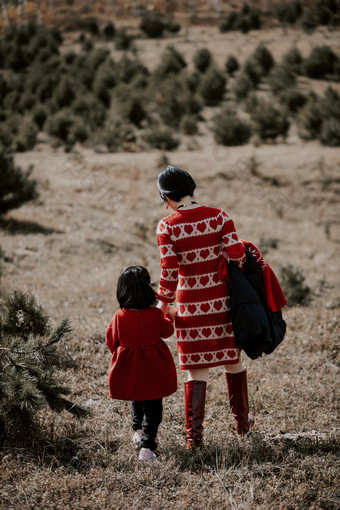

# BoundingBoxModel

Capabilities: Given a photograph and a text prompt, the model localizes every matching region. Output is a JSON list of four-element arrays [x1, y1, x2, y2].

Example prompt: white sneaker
[[132, 429, 143, 443], [139, 447, 156, 461]]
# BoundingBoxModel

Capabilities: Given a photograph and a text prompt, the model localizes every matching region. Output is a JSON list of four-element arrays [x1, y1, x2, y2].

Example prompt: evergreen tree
[[0, 144, 38, 215], [0, 290, 90, 441]]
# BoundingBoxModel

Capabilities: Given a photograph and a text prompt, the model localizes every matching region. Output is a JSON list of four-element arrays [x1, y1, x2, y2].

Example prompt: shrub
[[28, 30, 60, 62], [321, 87, 340, 121], [278, 88, 307, 115], [7, 42, 31, 71], [0, 289, 90, 440], [36, 73, 60, 103], [184, 70, 200, 93], [86, 48, 111, 74], [319, 0, 339, 15], [316, 0, 339, 25], [116, 54, 149, 84], [103, 21, 116, 40], [232, 70, 256, 100], [219, 11, 239, 32], [219, 4, 262, 33], [46, 109, 76, 144], [211, 106, 252, 146], [26, 57, 61, 96], [140, 13, 166, 38], [303, 45, 338, 79], [334, 60, 340, 81], [14, 116, 38, 152], [70, 120, 89, 144], [124, 96, 147, 127], [80, 17, 99, 36], [296, 97, 323, 140], [92, 75, 112, 107], [17, 91, 36, 113], [225, 55, 239, 75], [316, 3, 334, 25], [0, 119, 17, 148], [113, 86, 147, 127], [258, 237, 279, 256], [49, 27, 63, 45], [94, 113, 136, 152], [143, 125, 180, 150], [251, 99, 290, 140], [91, 61, 117, 107], [180, 114, 199, 135], [243, 91, 259, 114], [140, 13, 180, 38], [72, 94, 106, 128], [32, 104, 49, 129], [251, 43, 275, 76], [63, 50, 77, 66], [319, 117, 340, 146], [267, 64, 297, 95], [243, 59, 262, 87], [274, 1, 303, 24], [151, 75, 202, 127], [95, 61, 117, 89], [154, 46, 187, 77], [0, 145, 38, 214], [0, 245, 4, 277], [81, 37, 94, 52], [247, 8, 262, 30], [198, 66, 226, 106], [165, 16, 181, 34], [115, 28, 133, 51], [299, 9, 319, 33], [53, 77, 77, 108], [193, 48, 213, 73], [281, 46, 304, 75], [280, 264, 312, 306]]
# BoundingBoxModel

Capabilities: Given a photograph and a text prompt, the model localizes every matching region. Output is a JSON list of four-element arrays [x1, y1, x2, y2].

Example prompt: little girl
[[106, 265, 177, 461]]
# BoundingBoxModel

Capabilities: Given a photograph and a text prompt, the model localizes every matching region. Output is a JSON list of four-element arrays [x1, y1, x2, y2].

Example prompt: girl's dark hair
[[117, 265, 156, 310], [157, 165, 196, 203]]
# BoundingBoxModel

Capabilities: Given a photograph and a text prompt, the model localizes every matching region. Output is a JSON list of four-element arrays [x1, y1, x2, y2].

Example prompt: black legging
[[131, 399, 163, 451]]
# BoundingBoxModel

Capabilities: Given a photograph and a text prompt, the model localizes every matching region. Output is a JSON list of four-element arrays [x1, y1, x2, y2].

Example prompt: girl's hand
[[157, 301, 177, 319], [166, 306, 177, 320]]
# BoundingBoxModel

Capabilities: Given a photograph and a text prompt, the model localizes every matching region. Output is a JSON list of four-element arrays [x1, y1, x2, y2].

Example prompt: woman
[[155, 165, 254, 449]]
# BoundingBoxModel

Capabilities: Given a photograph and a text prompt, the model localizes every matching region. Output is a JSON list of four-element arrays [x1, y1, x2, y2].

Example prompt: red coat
[[106, 307, 177, 401]]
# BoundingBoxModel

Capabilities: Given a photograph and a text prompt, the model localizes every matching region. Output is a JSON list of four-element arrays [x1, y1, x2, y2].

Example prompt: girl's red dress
[[156, 206, 246, 370], [106, 307, 177, 401]]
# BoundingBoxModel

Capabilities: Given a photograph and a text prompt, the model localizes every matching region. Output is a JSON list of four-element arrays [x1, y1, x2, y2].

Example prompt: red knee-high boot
[[184, 380, 207, 449], [225, 370, 254, 435]]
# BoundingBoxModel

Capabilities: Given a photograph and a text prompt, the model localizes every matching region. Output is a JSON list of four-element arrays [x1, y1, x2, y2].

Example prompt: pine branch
[[45, 395, 91, 420], [46, 318, 72, 346]]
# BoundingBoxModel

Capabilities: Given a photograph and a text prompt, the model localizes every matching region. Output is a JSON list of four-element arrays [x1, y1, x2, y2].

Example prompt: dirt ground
[[1, 22, 340, 510]]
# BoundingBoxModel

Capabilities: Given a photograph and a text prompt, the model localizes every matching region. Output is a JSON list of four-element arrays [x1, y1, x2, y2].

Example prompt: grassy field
[[1, 16, 340, 510]]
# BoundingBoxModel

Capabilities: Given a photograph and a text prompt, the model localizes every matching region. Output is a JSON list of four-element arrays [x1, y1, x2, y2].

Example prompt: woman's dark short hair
[[157, 165, 196, 203], [117, 265, 156, 310]]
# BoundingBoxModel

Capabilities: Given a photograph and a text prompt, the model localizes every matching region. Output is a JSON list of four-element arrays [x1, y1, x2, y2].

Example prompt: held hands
[[166, 306, 177, 320], [157, 300, 177, 320]]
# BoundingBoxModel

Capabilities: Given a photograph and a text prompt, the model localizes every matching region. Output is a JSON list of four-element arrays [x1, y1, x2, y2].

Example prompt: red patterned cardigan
[[156, 206, 246, 370]]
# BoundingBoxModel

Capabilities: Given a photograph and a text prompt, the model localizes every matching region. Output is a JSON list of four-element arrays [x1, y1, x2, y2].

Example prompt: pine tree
[[0, 290, 90, 441], [0, 144, 38, 215]]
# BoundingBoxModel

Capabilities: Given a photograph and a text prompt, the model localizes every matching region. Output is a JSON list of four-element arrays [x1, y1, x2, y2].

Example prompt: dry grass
[[1, 21, 340, 510]]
